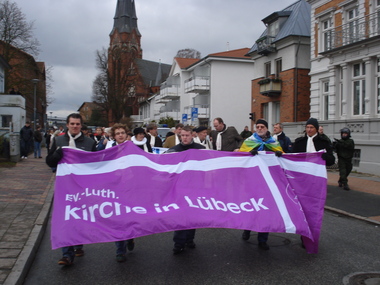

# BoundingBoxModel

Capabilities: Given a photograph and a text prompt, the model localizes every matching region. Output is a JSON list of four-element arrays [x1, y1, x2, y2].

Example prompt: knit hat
[[306, 118, 319, 130], [196, 126, 207, 133], [256, 119, 268, 129], [133, 127, 145, 136]]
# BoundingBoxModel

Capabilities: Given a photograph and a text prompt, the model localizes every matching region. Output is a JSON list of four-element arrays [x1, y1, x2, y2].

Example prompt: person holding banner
[[239, 119, 283, 250], [105, 123, 137, 262], [46, 113, 97, 266], [131, 127, 153, 153], [292, 118, 335, 166], [166, 126, 205, 254]]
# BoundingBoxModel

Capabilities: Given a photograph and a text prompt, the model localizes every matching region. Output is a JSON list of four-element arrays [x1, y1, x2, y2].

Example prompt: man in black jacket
[[292, 118, 335, 166], [166, 126, 205, 254], [46, 113, 96, 266], [20, 121, 33, 159]]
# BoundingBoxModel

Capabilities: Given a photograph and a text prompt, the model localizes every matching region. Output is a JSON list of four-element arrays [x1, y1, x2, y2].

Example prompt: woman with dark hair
[[131, 127, 152, 153]]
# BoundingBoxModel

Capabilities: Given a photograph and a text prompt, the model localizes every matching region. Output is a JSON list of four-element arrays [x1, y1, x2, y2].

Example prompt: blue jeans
[[61, 245, 83, 261], [115, 239, 134, 255], [34, 141, 41, 157]]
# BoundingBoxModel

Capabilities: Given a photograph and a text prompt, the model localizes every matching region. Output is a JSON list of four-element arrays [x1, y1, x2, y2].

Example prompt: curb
[[324, 206, 380, 226], [4, 175, 55, 285]]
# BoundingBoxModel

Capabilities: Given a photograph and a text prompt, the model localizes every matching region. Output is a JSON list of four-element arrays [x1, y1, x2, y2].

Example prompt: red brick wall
[[251, 68, 310, 126]]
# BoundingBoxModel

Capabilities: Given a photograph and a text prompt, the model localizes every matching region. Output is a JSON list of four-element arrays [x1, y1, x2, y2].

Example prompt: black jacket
[[166, 141, 205, 153], [292, 134, 335, 166], [46, 132, 97, 168]]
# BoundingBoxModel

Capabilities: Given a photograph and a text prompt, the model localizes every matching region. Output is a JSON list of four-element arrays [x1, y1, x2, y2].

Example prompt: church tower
[[109, 0, 142, 58]]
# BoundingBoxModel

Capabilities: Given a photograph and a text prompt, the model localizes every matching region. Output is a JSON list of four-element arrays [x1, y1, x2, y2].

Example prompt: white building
[[304, 0, 380, 175], [148, 48, 255, 131]]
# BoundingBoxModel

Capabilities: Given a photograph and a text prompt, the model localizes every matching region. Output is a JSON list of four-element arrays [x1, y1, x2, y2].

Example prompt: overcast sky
[[15, 0, 296, 118]]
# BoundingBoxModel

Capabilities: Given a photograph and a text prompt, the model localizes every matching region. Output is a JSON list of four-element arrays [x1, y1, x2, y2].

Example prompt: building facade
[[306, 0, 380, 174], [247, 0, 312, 129]]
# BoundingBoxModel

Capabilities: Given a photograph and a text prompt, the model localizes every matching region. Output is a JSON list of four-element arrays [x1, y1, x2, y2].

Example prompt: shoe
[[127, 240, 135, 251], [338, 182, 342, 187], [24, 157, 27, 159], [74, 248, 84, 257], [186, 241, 196, 248], [58, 257, 73, 266], [242, 230, 251, 241], [258, 242, 270, 250], [343, 184, 350, 191], [173, 246, 184, 254], [116, 254, 126, 263]]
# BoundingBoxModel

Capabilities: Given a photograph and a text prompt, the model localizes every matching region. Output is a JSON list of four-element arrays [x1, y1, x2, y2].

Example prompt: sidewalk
[[0, 157, 55, 285], [0, 158, 379, 284]]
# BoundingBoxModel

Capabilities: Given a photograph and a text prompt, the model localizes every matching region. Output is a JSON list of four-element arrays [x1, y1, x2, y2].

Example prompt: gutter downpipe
[[294, 36, 301, 122]]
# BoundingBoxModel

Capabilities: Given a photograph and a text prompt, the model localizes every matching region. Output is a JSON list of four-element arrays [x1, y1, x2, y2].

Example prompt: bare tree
[[176, 48, 201, 59], [92, 47, 141, 124], [0, 0, 40, 59]]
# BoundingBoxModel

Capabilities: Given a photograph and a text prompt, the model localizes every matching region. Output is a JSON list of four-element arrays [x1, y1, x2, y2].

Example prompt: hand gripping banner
[[51, 142, 327, 253]]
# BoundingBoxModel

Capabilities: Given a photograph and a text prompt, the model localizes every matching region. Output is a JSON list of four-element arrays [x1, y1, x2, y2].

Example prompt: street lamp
[[31, 79, 40, 131]]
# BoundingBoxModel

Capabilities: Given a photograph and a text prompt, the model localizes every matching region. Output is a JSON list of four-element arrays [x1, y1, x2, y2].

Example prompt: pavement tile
[[0, 258, 16, 269], [0, 249, 20, 258]]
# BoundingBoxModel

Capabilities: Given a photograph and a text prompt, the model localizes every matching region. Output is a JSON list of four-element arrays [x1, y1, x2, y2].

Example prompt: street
[[23, 210, 380, 285]]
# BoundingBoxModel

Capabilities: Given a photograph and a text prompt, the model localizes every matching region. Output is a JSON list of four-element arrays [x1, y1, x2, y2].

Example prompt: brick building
[[246, 0, 311, 129], [0, 40, 46, 129], [106, 0, 170, 125]]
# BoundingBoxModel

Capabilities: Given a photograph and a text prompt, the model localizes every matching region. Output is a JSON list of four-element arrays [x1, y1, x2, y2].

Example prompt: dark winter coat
[[46, 132, 97, 168], [166, 141, 205, 153], [210, 125, 243, 152], [20, 125, 33, 142], [276, 132, 292, 153], [292, 134, 335, 166], [335, 138, 355, 160]]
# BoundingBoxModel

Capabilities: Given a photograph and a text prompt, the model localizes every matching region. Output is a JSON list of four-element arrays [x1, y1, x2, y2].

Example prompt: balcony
[[184, 76, 210, 94], [256, 36, 276, 56], [159, 84, 180, 100], [258, 78, 282, 97], [184, 105, 209, 119], [155, 94, 171, 104], [322, 11, 380, 52]]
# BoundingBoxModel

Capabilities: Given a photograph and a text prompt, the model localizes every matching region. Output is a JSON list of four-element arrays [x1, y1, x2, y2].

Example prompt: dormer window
[[268, 21, 279, 37]]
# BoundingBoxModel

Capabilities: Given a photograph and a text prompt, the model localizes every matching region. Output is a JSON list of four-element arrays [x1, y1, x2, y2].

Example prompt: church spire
[[111, 0, 141, 36]]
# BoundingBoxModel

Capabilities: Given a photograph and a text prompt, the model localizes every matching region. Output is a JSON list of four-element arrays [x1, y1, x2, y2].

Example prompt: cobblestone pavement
[[0, 157, 54, 285]]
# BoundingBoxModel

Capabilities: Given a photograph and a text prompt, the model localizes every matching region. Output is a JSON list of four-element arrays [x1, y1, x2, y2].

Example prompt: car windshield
[[157, 128, 170, 140]]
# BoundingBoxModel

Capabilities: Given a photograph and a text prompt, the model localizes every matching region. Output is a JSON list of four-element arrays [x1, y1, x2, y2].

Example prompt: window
[[275, 59, 282, 77], [347, 7, 359, 43], [352, 62, 366, 115], [1, 115, 12, 128], [0, 70, 4, 93], [265, 62, 271, 78], [268, 21, 279, 37], [263, 103, 268, 121], [322, 18, 333, 51], [322, 81, 329, 120]]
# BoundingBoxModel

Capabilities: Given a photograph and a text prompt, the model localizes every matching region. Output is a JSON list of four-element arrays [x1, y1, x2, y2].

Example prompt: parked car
[[157, 127, 171, 142]]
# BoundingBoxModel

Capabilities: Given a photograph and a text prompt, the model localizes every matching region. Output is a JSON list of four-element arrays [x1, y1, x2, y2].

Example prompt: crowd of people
[[23, 112, 355, 266]]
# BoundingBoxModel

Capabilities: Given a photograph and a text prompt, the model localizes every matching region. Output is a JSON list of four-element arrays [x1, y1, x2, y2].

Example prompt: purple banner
[[51, 142, 327, 253]]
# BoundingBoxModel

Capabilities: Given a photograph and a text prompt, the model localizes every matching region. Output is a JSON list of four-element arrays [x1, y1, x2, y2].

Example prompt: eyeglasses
[[115, 132, 126, 136]]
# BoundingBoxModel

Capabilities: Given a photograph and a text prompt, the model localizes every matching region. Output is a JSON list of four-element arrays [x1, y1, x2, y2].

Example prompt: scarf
[[272, 132, 282, 141], [306, 133, 317, 153], [68, 131, 82, 148], [194, 137, 212, 150], [131, 136, 149, 152], [239, 132, 283, 152], [216, 125, 227, 151], [148, 133, 156, 147]]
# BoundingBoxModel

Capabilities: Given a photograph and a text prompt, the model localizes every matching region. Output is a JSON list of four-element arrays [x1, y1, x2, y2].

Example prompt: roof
[[208, 48, 251, 59], [175, 57, 199, 69], [77, 102, 99, 112], [111, 0, 140, 36], [247, 0, 311, 55], [134, 59, 171, 87]]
